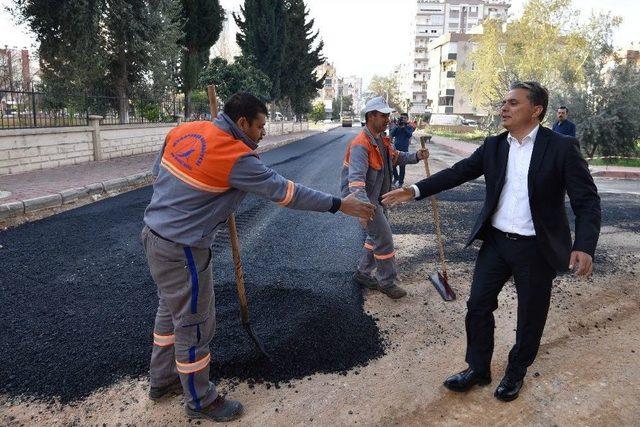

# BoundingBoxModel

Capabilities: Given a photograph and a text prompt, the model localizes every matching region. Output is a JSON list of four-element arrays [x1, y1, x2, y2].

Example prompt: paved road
[[0, 127, 384, 402], [2, 127, 637, 404]]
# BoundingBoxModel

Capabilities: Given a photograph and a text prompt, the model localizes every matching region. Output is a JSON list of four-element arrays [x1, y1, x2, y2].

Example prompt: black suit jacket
[[416, 126, 601, 272]]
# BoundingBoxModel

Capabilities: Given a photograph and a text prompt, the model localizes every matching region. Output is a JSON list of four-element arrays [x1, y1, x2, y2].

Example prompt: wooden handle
[[207, 85, 218, 119], [420, 137, 448, 279], [228, 215, 250, 323]]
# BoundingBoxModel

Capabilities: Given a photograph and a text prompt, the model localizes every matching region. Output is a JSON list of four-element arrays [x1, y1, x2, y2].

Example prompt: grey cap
[[363, 96, 394, 114]]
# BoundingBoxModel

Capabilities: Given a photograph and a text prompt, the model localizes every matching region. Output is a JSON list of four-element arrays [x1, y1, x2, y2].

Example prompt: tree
[[279, 0, 325, 116], [366, 73, 402, 111], [340, 95, 353, 113], [234, 0, 286, 102], [104, 0, 165, 123], [12, 0, 105, 95], [178, 0, 225, 118], [564, 14, 640, 157], [309, 101, 325, 122], [199, 56, 272, 103], [12, 0, 176, 122], [458, 0, 593, 127]]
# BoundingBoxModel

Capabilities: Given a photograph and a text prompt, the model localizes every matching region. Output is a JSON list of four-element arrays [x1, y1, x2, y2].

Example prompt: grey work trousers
[[141, 226, 217, 411], [357, 205, 397, 288]]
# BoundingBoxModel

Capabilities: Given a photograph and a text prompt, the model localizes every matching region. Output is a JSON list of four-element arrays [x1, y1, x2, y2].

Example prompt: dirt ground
[[2, 160, 639, 427]]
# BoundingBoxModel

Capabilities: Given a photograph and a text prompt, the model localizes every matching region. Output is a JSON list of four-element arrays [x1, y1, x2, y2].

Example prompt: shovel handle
[[420, 137, 448, 280], [228, 214, 251, 324], [207, 85, 218, 119]]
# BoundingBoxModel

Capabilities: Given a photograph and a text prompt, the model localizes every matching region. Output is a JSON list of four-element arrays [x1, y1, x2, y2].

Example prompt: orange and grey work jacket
[[340, 127, 419, 205], [144, 113, 341, 248]]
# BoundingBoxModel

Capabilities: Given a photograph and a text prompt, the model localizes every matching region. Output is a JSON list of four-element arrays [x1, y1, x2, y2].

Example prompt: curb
[[0, 130, 324, 224]]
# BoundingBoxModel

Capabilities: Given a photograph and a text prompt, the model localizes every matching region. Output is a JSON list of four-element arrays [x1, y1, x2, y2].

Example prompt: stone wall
[[0, 126, 95, 175], [0, 119, 308, 176]]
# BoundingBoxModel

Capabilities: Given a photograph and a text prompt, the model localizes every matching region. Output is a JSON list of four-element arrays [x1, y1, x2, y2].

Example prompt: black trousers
[[465, 227, 557, 379]]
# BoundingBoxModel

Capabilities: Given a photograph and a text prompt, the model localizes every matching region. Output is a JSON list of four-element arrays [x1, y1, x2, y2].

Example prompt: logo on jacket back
[[170, 133, 207, 170]]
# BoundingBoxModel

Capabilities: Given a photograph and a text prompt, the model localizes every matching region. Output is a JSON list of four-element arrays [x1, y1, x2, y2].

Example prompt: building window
[[431, 15, 444, 25]]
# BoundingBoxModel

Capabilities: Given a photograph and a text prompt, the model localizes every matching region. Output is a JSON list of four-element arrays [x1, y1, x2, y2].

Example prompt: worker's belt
[[491, 226, 536, 241], [149, 227, 177, 244]]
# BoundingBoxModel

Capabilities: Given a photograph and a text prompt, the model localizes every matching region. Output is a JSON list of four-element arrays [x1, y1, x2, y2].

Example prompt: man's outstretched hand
[[569, 250, 593, 278], [339, 193, 375, 220], [381, 187, 416, 208]]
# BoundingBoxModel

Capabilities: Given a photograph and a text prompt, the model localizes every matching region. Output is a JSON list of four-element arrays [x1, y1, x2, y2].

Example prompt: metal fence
[[0, 88, 211, 129]]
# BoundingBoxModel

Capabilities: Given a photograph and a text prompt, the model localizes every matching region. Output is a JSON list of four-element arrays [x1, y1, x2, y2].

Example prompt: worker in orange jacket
[[341, 97, 428, 299], [141, 92, 374, 422]]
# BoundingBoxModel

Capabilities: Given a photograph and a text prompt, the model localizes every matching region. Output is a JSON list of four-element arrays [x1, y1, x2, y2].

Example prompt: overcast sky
[[2, 0, 638, 85]]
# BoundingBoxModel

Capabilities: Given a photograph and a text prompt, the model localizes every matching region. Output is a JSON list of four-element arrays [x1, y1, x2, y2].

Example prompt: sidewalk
[[0, 127, 336, 223], [418, 133, 640, 179]]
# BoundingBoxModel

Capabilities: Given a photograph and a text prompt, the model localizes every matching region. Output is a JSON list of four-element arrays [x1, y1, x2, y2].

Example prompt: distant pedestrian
[[141, 92, 374, 422], [552, 106, 576, 137], [390, 113, 415, 187], [341, 96, 428, 299]]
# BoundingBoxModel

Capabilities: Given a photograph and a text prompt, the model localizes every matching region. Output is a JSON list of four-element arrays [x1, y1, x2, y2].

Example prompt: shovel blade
[[429, 272, 456, 301], [243, 322, 272, 361]]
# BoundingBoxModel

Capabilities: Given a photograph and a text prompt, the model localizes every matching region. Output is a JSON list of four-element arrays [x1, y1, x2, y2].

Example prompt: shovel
[[419, 135, 456, 301], [207, 85, 271, 359]]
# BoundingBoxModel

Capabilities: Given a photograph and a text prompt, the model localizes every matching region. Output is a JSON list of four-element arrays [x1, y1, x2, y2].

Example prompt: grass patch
[[428, 129, 487, 143], [588, 158, 640, 168]]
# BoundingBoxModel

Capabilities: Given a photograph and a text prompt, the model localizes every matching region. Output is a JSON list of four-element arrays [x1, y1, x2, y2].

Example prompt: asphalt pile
[[0, 184, 383, 403]]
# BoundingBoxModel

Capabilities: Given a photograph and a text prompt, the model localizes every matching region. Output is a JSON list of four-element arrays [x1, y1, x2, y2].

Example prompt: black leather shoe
[[494, 375, 524, 402], [443, 367, 491, 392]]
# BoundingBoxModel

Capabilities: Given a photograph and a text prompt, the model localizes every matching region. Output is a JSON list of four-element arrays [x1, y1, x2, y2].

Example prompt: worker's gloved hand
[[381, 187, 415, 208], [340, 193, 375, 220], [416, 148, 429, 160]]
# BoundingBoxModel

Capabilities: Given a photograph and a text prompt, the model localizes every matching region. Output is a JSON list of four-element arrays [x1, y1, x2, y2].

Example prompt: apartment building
[[410, 0, 510, 116], [342, 75, 363, 114]]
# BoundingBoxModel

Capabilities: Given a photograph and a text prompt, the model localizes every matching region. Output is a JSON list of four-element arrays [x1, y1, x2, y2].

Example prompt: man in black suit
[[382, 81, 601, 401]]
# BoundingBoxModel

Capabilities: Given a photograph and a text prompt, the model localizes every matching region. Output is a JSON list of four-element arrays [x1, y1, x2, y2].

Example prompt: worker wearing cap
[[141, 92, 375, 422], [341, 96, 428, 299]]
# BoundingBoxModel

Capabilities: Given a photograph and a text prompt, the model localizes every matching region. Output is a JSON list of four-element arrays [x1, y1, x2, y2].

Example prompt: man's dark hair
[[400, 112, 409, 118], [558, 106, 568, 112], [223, 92, 268, 123], [510, 81, 549, 121]]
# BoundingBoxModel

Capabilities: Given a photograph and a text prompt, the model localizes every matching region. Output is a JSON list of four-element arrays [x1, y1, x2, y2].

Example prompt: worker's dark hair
[[510, 81, 549, 121], [400, 112, 409, 117], [223, 92, 268, 123], [558, 105, 569, 112]]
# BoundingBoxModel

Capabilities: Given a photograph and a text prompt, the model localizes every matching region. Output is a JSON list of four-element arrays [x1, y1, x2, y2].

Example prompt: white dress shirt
[[491, 125, 539, 236]]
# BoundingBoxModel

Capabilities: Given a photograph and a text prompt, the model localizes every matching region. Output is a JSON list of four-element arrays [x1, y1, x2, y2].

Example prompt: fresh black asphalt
[[1, 127, 638, 402]]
